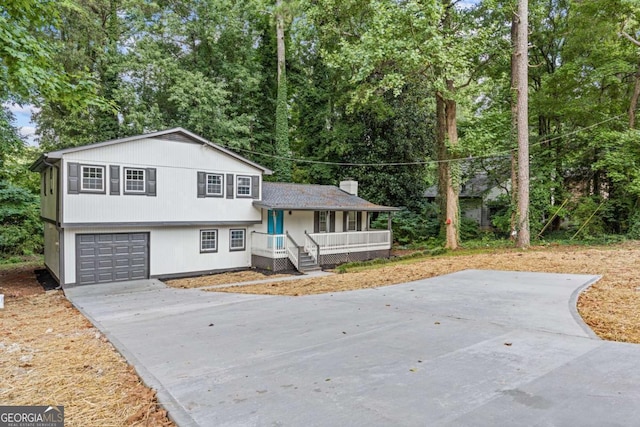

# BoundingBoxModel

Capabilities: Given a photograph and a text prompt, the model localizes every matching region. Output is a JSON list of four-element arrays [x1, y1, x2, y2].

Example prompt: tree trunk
[[509, 12, 518, 240], [436, 94, 448, 237], [516, 0, 530, 248], [274, 1, 291, 181], [629, 62, 640, 129], [436, 86, 460, 250], [276, 4, 286, 84]]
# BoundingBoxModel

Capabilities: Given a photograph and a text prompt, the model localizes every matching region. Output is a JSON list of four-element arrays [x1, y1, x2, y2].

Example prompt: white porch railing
[[304, 232, 320, 263], [254, 230, 392, 260], [308, 230, 391, 255], [251, 232, 287, 259], [286, 233, 300, 270]]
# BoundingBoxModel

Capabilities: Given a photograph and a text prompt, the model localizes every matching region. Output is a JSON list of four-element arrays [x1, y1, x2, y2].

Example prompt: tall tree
[[312, 0, 508, 248], [274, 0, 292, 181], [515, 0, 530, 247]]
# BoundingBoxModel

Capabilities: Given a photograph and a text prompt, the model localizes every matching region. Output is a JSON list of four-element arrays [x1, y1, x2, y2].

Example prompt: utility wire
[[221, 113, 627, 168]]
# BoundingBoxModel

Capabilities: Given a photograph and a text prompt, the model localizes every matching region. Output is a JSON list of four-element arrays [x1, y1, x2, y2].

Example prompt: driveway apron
[[65, 270, 640, 427]]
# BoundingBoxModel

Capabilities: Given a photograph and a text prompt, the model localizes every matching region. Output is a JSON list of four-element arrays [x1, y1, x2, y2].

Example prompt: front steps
[[298, 251, 321, 273]]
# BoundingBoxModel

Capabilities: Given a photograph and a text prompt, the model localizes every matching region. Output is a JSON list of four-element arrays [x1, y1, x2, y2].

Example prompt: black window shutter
[[330, 211, 336, 232], [197, 172, 206, 198], [226, 174, 234, 199], [314, 211, 319, 233], [357, 212, 362, 231], [68, 162, 79, 194], [110, 165, 120, 195], [251, 175, 259, 199], [343, 211, 348, 231], [146, 168, 156, 196]]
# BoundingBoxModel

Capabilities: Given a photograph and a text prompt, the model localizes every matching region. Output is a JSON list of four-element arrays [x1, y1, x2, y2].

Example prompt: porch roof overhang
[[256, 182, 400, 212]]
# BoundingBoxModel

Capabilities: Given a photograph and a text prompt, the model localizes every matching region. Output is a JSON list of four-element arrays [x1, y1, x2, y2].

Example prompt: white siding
[[41, 166, 58, 221], [61, 137, 262, 224], [44, 222, 60, 281], [284, 211, 315, 243], [62, 226, 252, 285]]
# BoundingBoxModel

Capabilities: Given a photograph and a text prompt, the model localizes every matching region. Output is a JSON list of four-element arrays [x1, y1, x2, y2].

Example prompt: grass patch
[[0, 255, 43, 271]]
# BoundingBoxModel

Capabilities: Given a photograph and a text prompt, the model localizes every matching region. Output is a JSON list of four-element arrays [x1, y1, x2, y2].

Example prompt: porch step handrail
[[304, 231, 320, 263], [285, 232, 301, 270]]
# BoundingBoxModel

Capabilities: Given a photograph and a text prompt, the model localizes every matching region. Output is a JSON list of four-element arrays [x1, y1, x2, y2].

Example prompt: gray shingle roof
[[255, 182, 399, 211]]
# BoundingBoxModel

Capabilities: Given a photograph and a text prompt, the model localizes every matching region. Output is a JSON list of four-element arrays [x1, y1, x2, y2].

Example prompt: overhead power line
[[220, 113, 627, 168]]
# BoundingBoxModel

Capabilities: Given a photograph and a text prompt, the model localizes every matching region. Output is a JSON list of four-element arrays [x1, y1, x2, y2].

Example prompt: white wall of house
[[62, 225, 252, 285], [44, 222, 60, 281], [40, 165, 59, 221], [60, 137, 262, 224], [284, 211, 315, 243]]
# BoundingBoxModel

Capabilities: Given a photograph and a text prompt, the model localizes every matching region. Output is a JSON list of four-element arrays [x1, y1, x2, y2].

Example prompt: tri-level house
[[31, 128, 398, 287]]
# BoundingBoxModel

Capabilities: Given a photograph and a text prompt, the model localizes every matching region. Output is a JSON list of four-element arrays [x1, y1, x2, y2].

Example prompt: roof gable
[[31, 128, 272, 174]]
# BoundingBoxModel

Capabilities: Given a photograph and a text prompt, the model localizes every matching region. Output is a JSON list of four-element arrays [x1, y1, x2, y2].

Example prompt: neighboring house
[[31, 128, 398, 287], [424, 173, 506, 229]]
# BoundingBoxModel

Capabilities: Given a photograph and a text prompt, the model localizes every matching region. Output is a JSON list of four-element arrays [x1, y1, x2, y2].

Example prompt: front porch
[[251, 230, 392, 272]]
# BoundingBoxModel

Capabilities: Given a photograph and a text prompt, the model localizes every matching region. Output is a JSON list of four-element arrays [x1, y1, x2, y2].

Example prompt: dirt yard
[[1, 242, 638, 426]]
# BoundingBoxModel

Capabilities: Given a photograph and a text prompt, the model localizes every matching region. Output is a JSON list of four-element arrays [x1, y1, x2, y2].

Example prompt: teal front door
[[267, 210, 284, 249]]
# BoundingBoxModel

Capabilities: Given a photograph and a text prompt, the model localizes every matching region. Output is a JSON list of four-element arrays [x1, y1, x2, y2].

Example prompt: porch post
[[388, 212, 394, 253]]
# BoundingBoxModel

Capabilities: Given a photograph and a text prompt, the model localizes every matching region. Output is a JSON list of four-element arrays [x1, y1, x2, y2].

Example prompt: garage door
[[76, 233, 149, 285]]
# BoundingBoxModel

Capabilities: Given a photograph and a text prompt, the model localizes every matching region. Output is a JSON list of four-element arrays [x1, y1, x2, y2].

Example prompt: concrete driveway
[[65, 270, 640, 426]]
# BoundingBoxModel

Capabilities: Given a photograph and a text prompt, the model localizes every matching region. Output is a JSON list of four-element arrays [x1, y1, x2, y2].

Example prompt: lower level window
[[230, 229, 246, 251], [200, 229, 218, 252]]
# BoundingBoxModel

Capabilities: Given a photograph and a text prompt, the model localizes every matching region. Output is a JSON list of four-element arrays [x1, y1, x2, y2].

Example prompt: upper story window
[[206, 174, 223, 196], [347, 211, 357, 231], [125, 168, 146, 193], [81, 165, 105, 192], [237, 176, 251, 197]]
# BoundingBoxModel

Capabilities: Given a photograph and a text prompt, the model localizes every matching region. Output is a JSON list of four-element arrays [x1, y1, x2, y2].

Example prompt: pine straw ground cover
[[165, 270, 293, 289], [1, 242, 639, 427], [0, 265, 174, 427], [211, 241, 640, 344]]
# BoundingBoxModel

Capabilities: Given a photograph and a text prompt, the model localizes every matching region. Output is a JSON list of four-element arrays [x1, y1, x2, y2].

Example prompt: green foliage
[[335, 247, 447, 274], [459, 216, 482, 241], [0, 0, 109, 110], [372, 202, 440, 246], [0, 182, 42, 256], [571, 197, 606, 237]]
